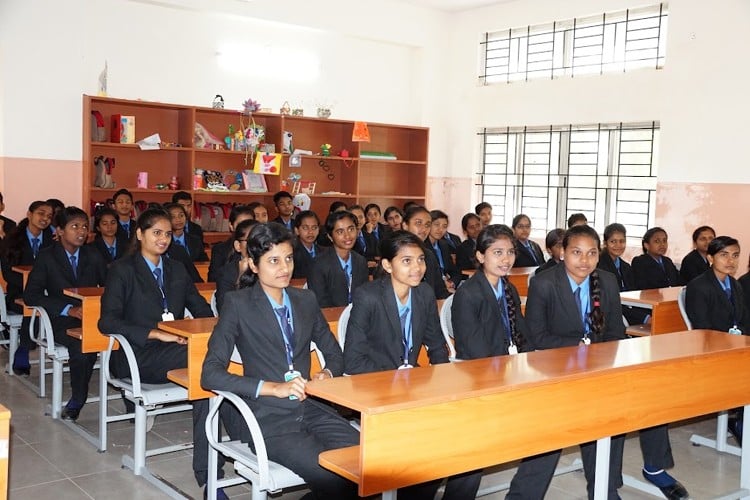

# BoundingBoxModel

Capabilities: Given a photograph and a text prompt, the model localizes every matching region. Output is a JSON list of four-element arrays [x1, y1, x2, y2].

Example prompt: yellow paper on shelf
[[253, 152, 281, 176]]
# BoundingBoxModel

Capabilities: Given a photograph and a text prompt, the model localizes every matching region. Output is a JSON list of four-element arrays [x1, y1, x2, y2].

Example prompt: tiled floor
[[0, 346, 744, 499]]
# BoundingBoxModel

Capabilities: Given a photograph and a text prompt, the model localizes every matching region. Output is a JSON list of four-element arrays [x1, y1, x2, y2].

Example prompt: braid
[[589, 270, 605, 338], [502, 277, 525, 350]]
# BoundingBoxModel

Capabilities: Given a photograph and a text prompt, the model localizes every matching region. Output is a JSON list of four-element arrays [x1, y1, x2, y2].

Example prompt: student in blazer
[[427, 210, 464, 286], [0, 200, 55, 374], [207, 205, 255, 283], [292, 210, 323, 280], [89, 208, 129, 264], [307, 211, 368, 308], [214, 219, 257, 314], [172, 190, 205, 244], [112, 188, 136, 241], [165, 203, 209, 262], [598, 223, 690, 499], [344, 231, 478, 499], [201, 222, 359, 499], [524, 225, 626, 499], [631, 227, 683, 290], [24, 207, 107, 420], [349, 204, 379, 265], [401, 206, 450, 299], [455, 213, 481, 272], [98, 208, 217, 490], [680, 225, 715, 284], [512, 214, 545, 268]]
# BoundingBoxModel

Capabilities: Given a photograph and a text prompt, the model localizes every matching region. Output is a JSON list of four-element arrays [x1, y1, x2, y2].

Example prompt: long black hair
[[563, 225, 605, 338], [238, 222, 293, 288]]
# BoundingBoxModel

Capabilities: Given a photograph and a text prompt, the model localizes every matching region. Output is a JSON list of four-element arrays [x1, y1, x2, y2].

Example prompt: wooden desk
[[195, 282, 216, 304], [0, 404, 8, 500], [63, 287, 107, 353], [195, 262, 209, 282], [11, 265, 33, 315], [620, 287, 687, 335], [461, 267, 536, 296], [161, 306, 345, 400], [308, 330, 750, 498]]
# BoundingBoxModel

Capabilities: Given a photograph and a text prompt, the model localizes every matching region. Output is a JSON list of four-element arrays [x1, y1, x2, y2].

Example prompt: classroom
[[1, 0, 750, 499]]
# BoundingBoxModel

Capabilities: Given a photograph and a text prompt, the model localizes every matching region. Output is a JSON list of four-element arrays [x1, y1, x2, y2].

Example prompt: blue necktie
[[574, 287, 587, 331], [122, 222, 130, 238], [274, 305, 295, 349], [358, 233, 366, 253], [344, 263, 352, 303], [433, 243, 445, 273], [526, 242, 538, 265], [108, 246, 116, 258], [400, 307, 411, 364], [498, 290, 511, 337], [444, 234, 456, 249], [69, 255, 77, 280], [31, 238, 40, 258], [724, 284, 733, 301], [153, 267, 164, 289]]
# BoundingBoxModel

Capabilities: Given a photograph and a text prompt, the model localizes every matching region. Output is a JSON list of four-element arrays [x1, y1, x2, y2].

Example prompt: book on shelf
[[360, 150, 397, 160]]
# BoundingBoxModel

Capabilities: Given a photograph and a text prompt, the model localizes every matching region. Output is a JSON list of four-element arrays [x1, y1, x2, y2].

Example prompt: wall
[[445, 0, 750, 264], [0, 0, 450, 219]]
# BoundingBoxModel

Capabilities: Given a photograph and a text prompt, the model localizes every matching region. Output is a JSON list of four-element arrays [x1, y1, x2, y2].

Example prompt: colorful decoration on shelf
[[242, 98, 261, 114], [280, 101, 291, 115], [340, 149, 353, 168], [254, 151, 281, 175], [352, 121, 371, 142], [212, 95, 224, 109], [317, 107, 331, 119], [320, 143, 332, 156]]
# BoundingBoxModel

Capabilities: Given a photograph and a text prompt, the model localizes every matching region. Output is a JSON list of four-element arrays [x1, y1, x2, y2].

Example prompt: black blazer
[[24, 243, 107, 317], [353, 229, 378, 262], [451, 269, 531, 358], [597, 252, 648, 325], [116, 218, 136, 241], [0, 215, 17, 240], [455, 238, 477, 271], [166, 242, 203, 283], [426, 238, 463, 283], [443, 232, 462, 253], [185, 220, 205, 243], [208, 237, 233, 283], [680, 249, 710, 284], [99, 254, 213, 350], [214, 256, 241, 314], [740, 272, 750, 315], [514, 240, 545, 268], [272, 216, 294, 230], [89, 234, 129, 264], [1, 226, 54, 305], [201, 285, 343, 438], [631, 254, 683, 289], [292, 240, 324, 280], [534, 258, 558, 276], [525, 264, 626, 349], [174, 232, 208, 262], [367, 223, 390, 247], [344, 278, 449, 374], [307, 250, 368, 307], [686, 269, 750, 333], [421, 241, 450, 300]]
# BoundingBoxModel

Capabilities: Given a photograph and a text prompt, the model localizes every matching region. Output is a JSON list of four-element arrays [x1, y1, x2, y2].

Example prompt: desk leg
[[593, 436, 611, 500], [742, 405, 750, 491], [382, 490, 397, 500], [98, 354, 108, 452]]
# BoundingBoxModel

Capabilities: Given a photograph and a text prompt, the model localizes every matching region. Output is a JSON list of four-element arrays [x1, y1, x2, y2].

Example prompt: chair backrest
[[439, 294, 457, 361], [337, 303, 353, 351], [210, 290, 218, 317], [678, 286, 692, 330], [28, 306, 55, 347]]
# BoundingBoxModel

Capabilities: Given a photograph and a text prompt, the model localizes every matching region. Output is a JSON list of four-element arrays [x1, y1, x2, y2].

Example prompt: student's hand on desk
[[68, 306, 84, 320], [270, 377, 308, 401], [311, 369, 333, 381], [149, 329, 187, 345]]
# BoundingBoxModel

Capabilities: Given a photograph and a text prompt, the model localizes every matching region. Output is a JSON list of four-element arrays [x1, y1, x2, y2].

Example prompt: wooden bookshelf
[[83, 95, 429, 230]]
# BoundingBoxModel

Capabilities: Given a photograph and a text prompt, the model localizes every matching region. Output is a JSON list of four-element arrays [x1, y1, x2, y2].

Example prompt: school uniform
[[23, 244, 107, 405], [597, 252, 649, 325], [534, 258, 558, 276], [740, 273, 750, 313], [344, 278, 477, 499], [451, 269, 531, 358], [686, 269, 750, 333], [166, 242, 203, 283], [272, 215, 294, 231], [98, 253, 215, 485], [214, 255, 241, 314], [201, 285, 359, 499], [184, 220, 204, 243], [0, 215, 17, 239], [523, 264, 626, 499], [368, 222, 390, 246], [116, 218, 136, 241], [513, 239, 545, 268], [426, 238, 464, 285], [680, 249, 710, 284], [443, 232, 462, 253], [421, 241, 451, 300], [598, 253, 682, 486], [455, 238, 477, 271], [172, 231, 208, 262], [207, 237, 233, 283], [306, 249, 368, 308], [89, 234, 128, 264], [353, 229, 378, 263], [292, 239, 323, 280], [631, 254, 683, 290]]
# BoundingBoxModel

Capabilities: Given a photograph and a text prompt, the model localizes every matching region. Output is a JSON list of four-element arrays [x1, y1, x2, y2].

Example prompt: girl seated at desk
[[632, 227, 683, 290], [401, 206, 450, 298], [214, 219, 257, 313], [686, 235, 750, 445], [98, 208, 218, 492], [525, 224, 626, 499], [24, 206, 107, 420], [201, 222, 359, 499], [0, 200, 54, 375], [344, 230, 479, 499], [89, 207, 127, 264], [680, 225, 715, 284]]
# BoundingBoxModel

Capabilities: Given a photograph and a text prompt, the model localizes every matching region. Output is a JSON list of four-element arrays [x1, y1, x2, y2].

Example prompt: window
[[479, 3, 668, 84], [478, 122, 659, 242]]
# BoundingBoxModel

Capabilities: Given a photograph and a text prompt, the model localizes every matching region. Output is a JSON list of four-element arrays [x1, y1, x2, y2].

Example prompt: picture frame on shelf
[[242, 170, 268, 193], [292, 180, 316, 196]]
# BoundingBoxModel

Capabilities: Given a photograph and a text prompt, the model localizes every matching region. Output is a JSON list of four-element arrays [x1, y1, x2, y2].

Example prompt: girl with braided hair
[[451, 224, 531, 358], [521, 224, 627, 500]]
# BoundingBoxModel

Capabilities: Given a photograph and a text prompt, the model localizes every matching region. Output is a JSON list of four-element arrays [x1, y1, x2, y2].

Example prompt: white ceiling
[[393, 0, 516, 12]]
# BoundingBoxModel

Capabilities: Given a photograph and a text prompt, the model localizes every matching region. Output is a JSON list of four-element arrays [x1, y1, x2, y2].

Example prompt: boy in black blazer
[[272, 190, 295, 229], [172, 191, 205, 244], [112, 188, 136, 240], [632, 227, 683, 289], [166, 203, 208, 262], [307, 211, 368, 307], [24, 207, 107, 419]]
